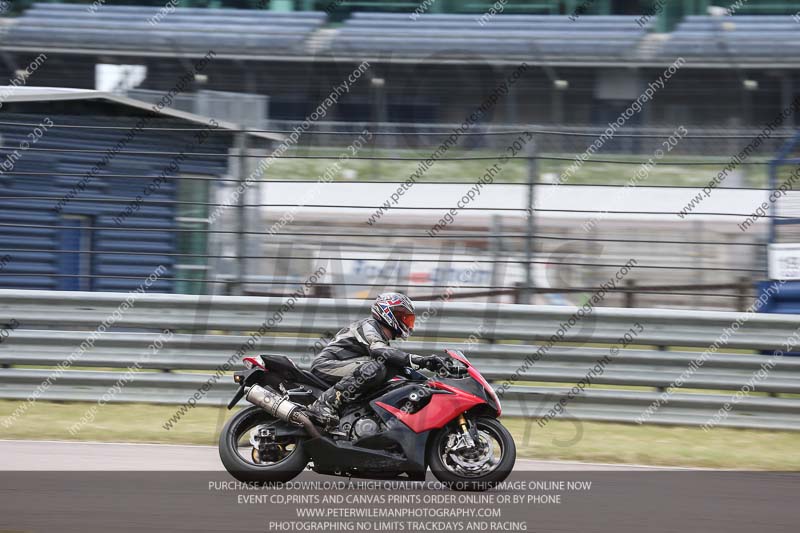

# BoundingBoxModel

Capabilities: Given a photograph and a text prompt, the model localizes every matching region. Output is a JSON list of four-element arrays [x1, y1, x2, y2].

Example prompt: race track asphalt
[[0, 440, 795, 533], [0, 439, 670, 471]]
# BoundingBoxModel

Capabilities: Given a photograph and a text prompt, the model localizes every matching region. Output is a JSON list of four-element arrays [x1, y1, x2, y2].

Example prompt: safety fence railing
[[0, 290, 799, 430], [0, 114, 789, 311]]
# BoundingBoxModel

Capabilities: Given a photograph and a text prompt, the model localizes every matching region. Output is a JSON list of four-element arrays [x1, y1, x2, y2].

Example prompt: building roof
[[0, 86, 283, 142]]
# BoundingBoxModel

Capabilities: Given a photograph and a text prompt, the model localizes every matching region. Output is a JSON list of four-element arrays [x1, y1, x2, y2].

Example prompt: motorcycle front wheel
[[428, 416, 516, 491], [219, 406, 309, 483]]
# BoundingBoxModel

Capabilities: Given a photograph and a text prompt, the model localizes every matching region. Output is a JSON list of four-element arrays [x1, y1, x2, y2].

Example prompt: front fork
[[454, 414, 481, 451]]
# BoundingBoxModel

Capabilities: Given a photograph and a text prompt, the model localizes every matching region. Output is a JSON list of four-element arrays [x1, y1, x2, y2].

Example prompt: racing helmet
[[371, 292, 416, 340]]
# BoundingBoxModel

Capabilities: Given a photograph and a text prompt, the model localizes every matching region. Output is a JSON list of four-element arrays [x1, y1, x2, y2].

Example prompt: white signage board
[[768, 243, 800, 280]]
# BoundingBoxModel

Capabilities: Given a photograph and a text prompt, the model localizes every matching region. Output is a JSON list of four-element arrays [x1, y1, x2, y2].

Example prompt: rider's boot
[[306, 387, 342, 427]]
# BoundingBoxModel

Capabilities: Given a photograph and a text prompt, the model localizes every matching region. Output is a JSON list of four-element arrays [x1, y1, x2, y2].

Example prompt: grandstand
[[4, 2, 799, 63], [662, 15, 800, 59], [330, 12, 650, 59], [1, 2, 799, 127], [6, 3, 327, 55]]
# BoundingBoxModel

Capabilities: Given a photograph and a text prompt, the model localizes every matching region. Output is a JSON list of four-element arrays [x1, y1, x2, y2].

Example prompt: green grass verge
[[503, 418, 800, 470], [1, 400, 797, 470], [275, 148, 771, 187]]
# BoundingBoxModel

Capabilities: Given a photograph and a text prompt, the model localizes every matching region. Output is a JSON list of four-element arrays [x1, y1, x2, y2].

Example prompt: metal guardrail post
[[737, 276, 750, 312], [625, 279, 637, 308]]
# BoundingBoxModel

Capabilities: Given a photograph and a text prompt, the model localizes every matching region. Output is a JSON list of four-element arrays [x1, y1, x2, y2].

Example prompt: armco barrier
[[0, 289, 799, 430]]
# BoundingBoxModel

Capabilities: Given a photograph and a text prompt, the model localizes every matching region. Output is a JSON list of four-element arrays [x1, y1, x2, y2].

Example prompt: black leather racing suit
[[310, 317, 412, 404]]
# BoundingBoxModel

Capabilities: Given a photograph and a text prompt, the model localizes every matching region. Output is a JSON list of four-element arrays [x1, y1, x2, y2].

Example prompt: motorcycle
[[218, 349, 515, 491]]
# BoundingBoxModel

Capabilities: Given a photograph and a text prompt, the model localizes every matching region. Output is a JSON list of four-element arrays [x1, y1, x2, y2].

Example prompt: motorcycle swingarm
[[273, 423, 312, 437]]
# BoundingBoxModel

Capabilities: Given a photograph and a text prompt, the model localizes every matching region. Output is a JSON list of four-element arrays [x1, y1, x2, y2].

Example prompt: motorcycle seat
[[259, 354, 331, 390], [260, 353, 300, 374]]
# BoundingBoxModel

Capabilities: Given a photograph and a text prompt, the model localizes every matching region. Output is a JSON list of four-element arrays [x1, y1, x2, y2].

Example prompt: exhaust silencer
[[245, 385, 321, 439]]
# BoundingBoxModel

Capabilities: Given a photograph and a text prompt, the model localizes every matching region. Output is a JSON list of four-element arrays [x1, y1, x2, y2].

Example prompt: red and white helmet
[[371, 292, 416, 340]]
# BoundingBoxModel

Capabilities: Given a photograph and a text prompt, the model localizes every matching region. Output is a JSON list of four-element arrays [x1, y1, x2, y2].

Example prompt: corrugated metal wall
[[0, 105, 231, 293]]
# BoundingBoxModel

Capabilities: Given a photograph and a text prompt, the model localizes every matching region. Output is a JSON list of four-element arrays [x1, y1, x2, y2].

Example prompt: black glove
[[410, 354, 446, 371]]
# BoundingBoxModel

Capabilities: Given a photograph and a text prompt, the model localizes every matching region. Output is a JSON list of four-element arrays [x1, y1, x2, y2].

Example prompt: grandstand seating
[[5, 3, 327, 55], [3, 4, 799, 62], [659, 15, 800, 58], [331, 12, 650, 59]]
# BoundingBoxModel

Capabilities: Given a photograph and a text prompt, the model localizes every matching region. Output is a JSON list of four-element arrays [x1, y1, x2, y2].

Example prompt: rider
[[306, 292, 445, 426]]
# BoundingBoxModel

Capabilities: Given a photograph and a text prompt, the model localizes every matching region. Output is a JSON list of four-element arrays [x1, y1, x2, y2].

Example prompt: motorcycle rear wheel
[[219, 406, 308, 483], [428, 416, 516, 491]]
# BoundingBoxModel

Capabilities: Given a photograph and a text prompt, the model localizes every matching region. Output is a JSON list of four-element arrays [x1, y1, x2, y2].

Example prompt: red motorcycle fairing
[[375, 380, 486, 433], [368, 351, 501, 435], [446, 349, 502, 416]]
